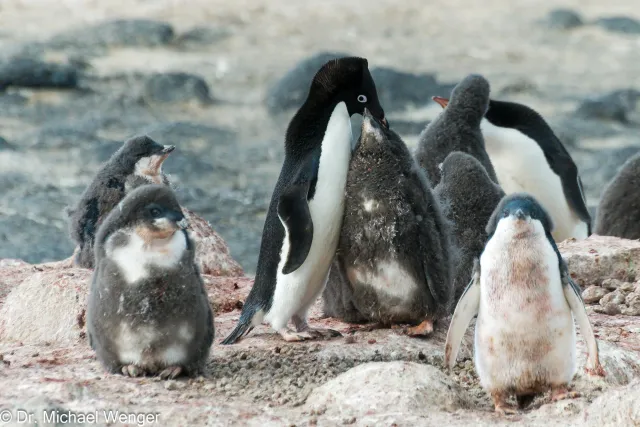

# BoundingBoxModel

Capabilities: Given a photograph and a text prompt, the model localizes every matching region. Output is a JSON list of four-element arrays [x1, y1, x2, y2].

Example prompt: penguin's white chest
[[474, 221, 576, 392], [265, 102, 353, 330], [481, 120, 588, 242]]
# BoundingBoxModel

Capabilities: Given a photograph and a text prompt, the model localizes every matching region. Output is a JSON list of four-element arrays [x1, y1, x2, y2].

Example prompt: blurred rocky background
[[0, 0, 639, 273]]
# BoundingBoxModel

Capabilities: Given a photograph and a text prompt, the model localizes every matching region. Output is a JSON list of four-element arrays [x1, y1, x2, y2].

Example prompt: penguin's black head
[[118, 135, 175, 171], [431, 74, 490, 122], [310, 57, 388, 127], [112, 184, 188, 239], [439, 151, 492, 183], [486, 193, 554, 238]]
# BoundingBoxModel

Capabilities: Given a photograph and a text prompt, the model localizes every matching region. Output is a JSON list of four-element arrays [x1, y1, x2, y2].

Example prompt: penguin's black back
[[433, 151, 505, 306], [594, 151, 640, 239]]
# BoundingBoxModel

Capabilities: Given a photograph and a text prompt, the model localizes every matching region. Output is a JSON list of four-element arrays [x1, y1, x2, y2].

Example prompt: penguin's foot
[[278, 328, 316, 342], [404, 319, 434, 337], [121, 365, 144, 377], [550, 385, 580, 402], [291, 315, 342, 340], [159, 366, 183, 380], [491, 391, 519, 415]]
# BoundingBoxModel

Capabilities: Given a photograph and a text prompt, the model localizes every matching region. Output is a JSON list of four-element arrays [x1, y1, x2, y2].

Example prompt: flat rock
[[594, 16, 640, 35], [582, 285, 608, 304], [48, 19, 175, 50], [584, 380, 640, 426], [544, 9, 584, 30], [175, 26, 232, 47], [559, 236, 640, 287], [143, 72, 213, 105], [0, 57, 79, 91], [266, 51, 350, 113], [305, 362, 470, 418]]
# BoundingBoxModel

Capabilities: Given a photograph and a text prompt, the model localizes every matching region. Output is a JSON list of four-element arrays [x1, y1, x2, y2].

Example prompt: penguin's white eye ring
[[357, 94, 367, 103]]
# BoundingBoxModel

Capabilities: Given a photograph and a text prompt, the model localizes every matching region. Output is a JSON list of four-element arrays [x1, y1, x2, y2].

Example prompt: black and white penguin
[[445, 193, 604, 415], [415, 74, 498, 186], [68, 135, 174, 268], [325, 110, 453, 335], [87, 184, 214, 378], [433, 151, 505, 306], [594, 151, 640, 239], [433, 95, 591, 242], [222, 57, 388, 344]]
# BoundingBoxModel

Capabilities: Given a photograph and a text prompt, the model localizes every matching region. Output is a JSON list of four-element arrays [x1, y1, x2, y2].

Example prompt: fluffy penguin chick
[[333, 110, 453, 335], [445, 193, 604, 415], [415, 74, 498, 186], [321, 258, 367, 324], [594, 151, 640, 239], [87, 184, 214, 379], [433, 152, 505, 306], [222, 56, 388, 344], [433, 96, 591, 242], [68, 135, 175, 269]]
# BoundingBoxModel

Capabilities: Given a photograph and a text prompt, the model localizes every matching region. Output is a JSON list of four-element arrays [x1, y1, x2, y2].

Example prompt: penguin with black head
[[433, 95, 591, 242], [68, 135, 174, 268], [222, 57, 388, 344]]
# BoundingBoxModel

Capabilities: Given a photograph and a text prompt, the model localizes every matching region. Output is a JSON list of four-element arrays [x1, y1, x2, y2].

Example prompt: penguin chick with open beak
[[87, 184, 214, 379]]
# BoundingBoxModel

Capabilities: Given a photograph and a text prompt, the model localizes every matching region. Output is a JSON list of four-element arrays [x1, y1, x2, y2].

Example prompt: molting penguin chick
[[433, 96, 591, 242], [87, 184, 214, 379], [445, 193, 604, 415], [415, 74, 497, 186], [222, 57, 387, 344], [433, 152, 505, 306], [329, 110, 453, 335], [68, 135, 175, 269], [594, 151, 640, 239]]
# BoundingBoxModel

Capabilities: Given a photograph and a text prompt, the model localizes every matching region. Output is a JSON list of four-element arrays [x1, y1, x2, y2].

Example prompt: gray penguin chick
[[330, 109, 453, 335], [433, 152, 505, 306], [68, 135, 174, 269], [415, 74, 498, 186], [594, 151, 640, 239], [87, 184, 214, 379], [321, 258, 367, 324]]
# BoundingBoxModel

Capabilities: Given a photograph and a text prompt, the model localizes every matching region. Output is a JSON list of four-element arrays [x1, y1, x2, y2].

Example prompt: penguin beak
[[514, 209, 527, 221], [162, 145, 176, 154], [176, 218, 189, 230], [380, 117, 389, 128], [432, 96, 449, 109]]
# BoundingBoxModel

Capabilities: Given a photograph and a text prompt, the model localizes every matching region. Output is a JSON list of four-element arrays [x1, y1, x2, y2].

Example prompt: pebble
[[582, 285, 608, 304], [545, 9, 584, 30], [594, 16, 640, 35], [143, 72, 213, 105], [0, 57, 79, 91]]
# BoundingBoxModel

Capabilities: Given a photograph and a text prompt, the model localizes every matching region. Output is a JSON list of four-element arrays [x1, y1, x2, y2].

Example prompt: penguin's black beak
[[380, 117, 389, 128], [514, 209, 526, 220], [162, 145, 176, 154], [432, 96, 449, 109], [165, 210, 189, 229]]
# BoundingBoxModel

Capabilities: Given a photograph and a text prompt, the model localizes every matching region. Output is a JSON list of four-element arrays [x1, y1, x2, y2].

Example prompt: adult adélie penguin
[[222, 57, 388, 344], [433, 95, 591, 242]]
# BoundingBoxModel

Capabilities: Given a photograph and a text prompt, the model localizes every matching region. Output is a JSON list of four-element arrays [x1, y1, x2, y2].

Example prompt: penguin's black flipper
[[277, 150, 320, 275]]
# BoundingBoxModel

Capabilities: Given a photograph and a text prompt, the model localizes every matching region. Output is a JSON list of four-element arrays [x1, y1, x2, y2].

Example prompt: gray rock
[[175, 26, 232, 46], [619, 282, 636, 293], [582, 285, 608, 304], [266, 51, 349, 113], [623, 292, 640, 316], [143, 72, 213, 105], [0, 215, 74, 263], [600, 290, 626, 306], [574, 89, 640, 123], [571, 146, 639, 201], [602, 278, 629, 291], [48, 19, 175, 50], [545, 9, 584, 30], [594, 16, 640, 34], [0, 57, 79, 91], [598, 302, 623, 315]]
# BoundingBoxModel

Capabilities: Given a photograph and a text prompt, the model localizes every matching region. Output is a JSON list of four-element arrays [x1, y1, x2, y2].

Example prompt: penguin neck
[[284, 98, 352, 158]]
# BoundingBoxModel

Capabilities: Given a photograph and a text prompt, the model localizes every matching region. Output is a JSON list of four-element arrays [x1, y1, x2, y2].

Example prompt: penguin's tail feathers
[[221, 311, 255, 345]]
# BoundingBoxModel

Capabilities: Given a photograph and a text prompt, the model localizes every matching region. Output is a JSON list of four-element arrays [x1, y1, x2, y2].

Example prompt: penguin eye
[[502, 210, 509, 218], [150, 207, 162, 218], [357, 94, 367, 103]]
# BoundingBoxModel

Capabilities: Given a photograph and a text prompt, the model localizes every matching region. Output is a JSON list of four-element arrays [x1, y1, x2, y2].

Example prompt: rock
[[48, 19, 175, 49], [572, 146, 640, 200], [266, 51, 350, 113], [175, 26, 232, 46], [584, 380, 640, 426], [0, 269, 91, 345], [0, 136, 14, 150], [594, 16, 640, 35], [620, 282, 636, 293], [143, 73, 213, 105], [0, 57, 79, 91], [602, 278, 628, 291], [600, 290, 627, 306], [305, 362, 470, 419], [370, 67, 456, 112], [182, 208, 244, 276], [0, 215, 74, 264], [545, 9, 584, 30], [582, 286, 608, 304], [574, 89, 640, 123], [558, 236, 640, 288], [204, 276, 252, 313], [599, 302, 623, 315], [623, 292, 640, 316]]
